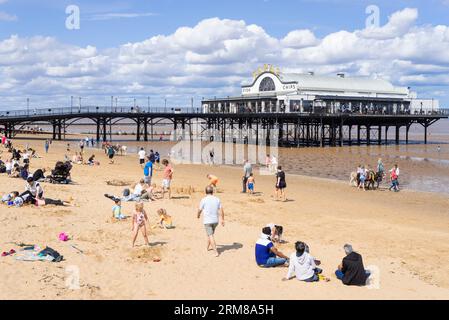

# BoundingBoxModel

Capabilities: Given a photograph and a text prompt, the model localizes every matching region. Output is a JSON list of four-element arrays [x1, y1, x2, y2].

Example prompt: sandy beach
[[1, 139, 449, 300]]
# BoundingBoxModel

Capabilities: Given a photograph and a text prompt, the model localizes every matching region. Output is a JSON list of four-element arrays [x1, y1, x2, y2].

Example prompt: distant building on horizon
[[202, 66, 439, 115]]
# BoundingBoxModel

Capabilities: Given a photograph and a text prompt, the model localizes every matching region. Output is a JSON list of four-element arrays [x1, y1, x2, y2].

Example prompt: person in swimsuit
[[247, 173, 255, 194], [207, 174, 219, 191], [131, 202, 150, 247]]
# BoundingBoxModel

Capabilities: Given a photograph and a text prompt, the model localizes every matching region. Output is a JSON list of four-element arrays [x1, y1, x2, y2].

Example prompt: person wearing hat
[[335, 244, 371, 286], [19, 176, 44, 205]]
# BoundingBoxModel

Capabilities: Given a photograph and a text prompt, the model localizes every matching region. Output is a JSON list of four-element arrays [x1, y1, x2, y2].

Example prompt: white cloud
[[87, 12, 156, 21], [0, 8, 449, 109], [0, 11, 16, 22]]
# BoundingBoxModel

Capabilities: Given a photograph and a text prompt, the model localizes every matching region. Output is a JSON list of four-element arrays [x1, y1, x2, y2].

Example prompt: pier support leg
[[385, 126, 389, 145], [144, 119, 148, 142], [52, 122, 57, 140], [357, 125, 361, 145], [378, 126, 382, 145], [102, 119, 107, 142], [339, 120, 343, 147], [348, 126, 352, 146], [367, 126, 371, 145], [58, 120, 62, 140], [136, 120, 141, 141], [96, 120, 100, 142], [406, 124, 410, 144], [424, 125, 428, 144], [395, 126, 400, 145]]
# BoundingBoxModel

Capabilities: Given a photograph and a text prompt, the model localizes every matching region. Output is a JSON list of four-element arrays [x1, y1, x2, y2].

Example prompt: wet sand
[[0, 139, 449, 299]]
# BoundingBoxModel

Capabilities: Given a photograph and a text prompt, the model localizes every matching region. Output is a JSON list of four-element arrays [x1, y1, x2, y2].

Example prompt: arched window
[[259, 77, 276, 92]]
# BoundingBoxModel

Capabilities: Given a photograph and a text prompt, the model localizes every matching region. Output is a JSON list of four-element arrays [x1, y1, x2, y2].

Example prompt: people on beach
[[283, 241, 323, 282], [389, 165, 400, 192], [197, 186, 224, 257], [275, 166, 287, 201], [376, 158, 385, 187], [162, 159, 173, 199], [107, 145, 115, 164], [112, 199, 126, 220], [242, 160, 252, 193], [246, 173, 255, 194], [32, 168, 46, 182], [19, 176, 44, 205], [336, 244, 370, 286], [20, 164, 29, 180], [143, 156, 153, 184], [207, 174, 219, 191], [138, 148, 146, 167], [358, 165, 367, 191], [131, 202, 150, 247], [266, 223, 283, 243], [44, 140, 50, 154], [255, 226, 289, 268], [152, 208, 174, 229], [209, 149, 214, 165]]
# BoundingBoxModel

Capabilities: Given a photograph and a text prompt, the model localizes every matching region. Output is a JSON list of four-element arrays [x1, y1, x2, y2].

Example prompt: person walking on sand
[[138, 147, 146, 167], [376, 158, 385, 187], [132, 202, 150, 247], [44, 140, 49, 154], [389, 165, 399, 192], [197, 186, 225, 257], [275, 166, 287, 201], [143, 156, 153, 185], [107, 145, 115, 164], [161, 159, 173, 199], [247, 173, 255, 194], [242, 160, 252, 193]]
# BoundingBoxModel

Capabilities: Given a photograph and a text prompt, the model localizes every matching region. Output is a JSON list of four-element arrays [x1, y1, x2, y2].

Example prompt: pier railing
[[0, 106, 448, 118]]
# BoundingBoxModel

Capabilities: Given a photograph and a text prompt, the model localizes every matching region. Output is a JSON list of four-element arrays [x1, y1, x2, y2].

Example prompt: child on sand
[[152, 208, 174, 229], [247, 173, 255, 194], [207, 174, 219, 191], [112, 199, 126, 220], [132, 202, 150, 247]]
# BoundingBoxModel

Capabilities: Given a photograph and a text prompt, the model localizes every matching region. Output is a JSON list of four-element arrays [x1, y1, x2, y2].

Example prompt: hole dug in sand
[[106, 180, 132, 186], [130, 246, 163, 263]]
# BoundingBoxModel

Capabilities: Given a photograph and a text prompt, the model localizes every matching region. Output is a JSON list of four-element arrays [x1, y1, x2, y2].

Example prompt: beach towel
[[15, 251, 54, 262]]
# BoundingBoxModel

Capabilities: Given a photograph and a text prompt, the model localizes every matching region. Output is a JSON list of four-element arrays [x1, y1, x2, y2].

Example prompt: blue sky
[[0, 0, 449, 109]]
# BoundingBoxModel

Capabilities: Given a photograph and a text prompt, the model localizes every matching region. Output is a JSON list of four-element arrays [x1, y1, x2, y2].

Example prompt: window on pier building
[[259, 77, 276, 92]]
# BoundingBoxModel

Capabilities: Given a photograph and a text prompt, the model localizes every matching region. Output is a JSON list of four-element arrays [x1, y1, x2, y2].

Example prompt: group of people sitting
[[105, 178, 164, 205], [255, 226, 371, 286]]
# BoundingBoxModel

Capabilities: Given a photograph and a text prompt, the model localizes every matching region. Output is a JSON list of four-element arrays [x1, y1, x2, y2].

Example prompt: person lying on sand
[[282, 241, 327, 282], [151, 208, 174, 229], [255, 227, 289, 268], [1, 191, 20, 205], [132, 202, 150, 247]]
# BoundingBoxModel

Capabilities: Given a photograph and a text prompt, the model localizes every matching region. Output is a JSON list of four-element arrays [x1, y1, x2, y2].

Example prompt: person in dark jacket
[[335, 244, 370, 286]]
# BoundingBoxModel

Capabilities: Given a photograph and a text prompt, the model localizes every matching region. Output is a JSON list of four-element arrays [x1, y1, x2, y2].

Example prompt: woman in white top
[[283, 241, 320, 282]]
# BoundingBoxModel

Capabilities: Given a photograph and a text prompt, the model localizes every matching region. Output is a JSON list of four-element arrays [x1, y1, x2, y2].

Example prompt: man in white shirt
[[198, 186, 224, 257], [138, 148, 146, 167]]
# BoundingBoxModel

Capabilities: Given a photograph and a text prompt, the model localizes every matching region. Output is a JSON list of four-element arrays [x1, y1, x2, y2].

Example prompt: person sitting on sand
[[5, 158, 12, 175], [283, 241, 322, 282], [132, 202, 150, 247], [145, 183, 163, 201], [112, 199, 126, 220], [152, 208, 174, 229], [20, 164, 30, 180], [19, 176, 44, 205], [32, 168, 46, 182], [255, 226, 289, 268], [336, 244, 370, 286], [72, 152, 83, 164], [10, 163, 20, 178], [87, 155, 99, 166], [266, 223, 283, 243], [246, 173, 255, 194]]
